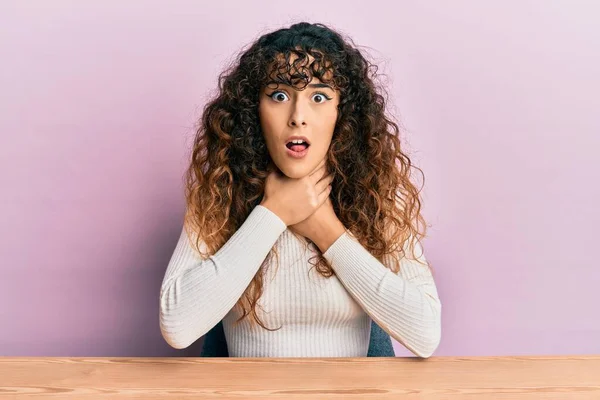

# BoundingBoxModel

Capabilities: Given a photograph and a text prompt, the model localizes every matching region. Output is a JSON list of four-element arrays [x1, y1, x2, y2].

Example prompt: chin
[[279, 168, 305, 179], [277, 161, 314, 179]]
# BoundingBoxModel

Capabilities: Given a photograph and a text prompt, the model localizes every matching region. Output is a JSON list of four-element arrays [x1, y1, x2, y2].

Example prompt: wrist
[[312, 220, 345, 253], [259, 200, 288, 226]]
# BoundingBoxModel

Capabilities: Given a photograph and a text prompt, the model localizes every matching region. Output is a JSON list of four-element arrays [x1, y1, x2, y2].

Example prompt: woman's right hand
[[260, 158, 334, 226]]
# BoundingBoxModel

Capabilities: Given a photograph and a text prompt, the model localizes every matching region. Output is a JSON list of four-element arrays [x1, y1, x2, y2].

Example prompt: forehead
[[264, 49, 336, 89]]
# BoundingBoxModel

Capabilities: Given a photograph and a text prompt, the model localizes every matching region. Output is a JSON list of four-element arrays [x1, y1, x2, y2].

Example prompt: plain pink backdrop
[[1, 1, 598, 356]]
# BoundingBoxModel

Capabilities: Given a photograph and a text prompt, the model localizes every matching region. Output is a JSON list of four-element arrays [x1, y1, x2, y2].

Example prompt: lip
[[285, 145, 310, 159], [284, 135, 311, 146]]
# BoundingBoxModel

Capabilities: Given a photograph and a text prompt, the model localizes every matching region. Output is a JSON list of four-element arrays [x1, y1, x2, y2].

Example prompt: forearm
[[159, 205, 287, 349], [322, 232, 442, 358]]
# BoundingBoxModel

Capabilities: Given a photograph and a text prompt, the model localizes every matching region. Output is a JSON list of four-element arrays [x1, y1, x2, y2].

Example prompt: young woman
[[159, 22, 442, 358]]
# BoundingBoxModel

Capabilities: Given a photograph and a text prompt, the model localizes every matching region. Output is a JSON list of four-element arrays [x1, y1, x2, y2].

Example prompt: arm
[[159, 205, 287, 349], [322, 231, 442, 358]]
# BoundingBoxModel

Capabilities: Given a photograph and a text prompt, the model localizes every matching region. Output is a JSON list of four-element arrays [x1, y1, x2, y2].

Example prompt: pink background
[[1, 1, 598, 357]]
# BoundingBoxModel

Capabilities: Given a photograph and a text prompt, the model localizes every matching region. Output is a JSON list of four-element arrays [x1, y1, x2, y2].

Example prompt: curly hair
[[183, 22, 431, 331]]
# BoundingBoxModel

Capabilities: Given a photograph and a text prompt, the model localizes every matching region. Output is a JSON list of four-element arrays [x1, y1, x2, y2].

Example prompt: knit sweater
[[159, 205, 442, 358]]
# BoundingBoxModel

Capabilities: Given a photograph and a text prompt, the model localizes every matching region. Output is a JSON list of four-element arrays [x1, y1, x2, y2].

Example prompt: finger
[[315, 177, 333, 194], [309, 158, 327, 178], [311, 168, 333, 187], [317, 183, 333, 205], [310, 162, 328, 185], [315, 173, 334, 193], [309, 160, 326, 179], [320, 166, 330, 181]]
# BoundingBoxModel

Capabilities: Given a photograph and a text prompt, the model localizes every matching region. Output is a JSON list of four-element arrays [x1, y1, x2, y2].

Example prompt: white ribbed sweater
[[159, 205, 442, 358]]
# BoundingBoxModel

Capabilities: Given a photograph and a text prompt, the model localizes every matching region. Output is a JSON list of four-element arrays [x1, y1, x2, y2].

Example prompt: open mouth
[[285, 139, 311, 158], [285, 141, 310, 152]]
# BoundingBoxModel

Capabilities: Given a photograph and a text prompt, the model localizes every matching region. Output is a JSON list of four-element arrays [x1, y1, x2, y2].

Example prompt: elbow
[[410, 327, 441, 359], [164, 335, 192, 350], [415, 303, 442, 358], [163, 334, 190, 350], [413, 333, 440, 358], [158, 290, 212, 350], [159, 315, 194, 350], [159, 292, 194, 350], [393, 326, 440, 359], [390, 309, 441, 358]]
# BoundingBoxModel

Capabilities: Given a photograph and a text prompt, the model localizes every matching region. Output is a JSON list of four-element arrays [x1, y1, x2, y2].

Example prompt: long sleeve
[[159, 205, 287, 349], [322, 231, 442, 358]]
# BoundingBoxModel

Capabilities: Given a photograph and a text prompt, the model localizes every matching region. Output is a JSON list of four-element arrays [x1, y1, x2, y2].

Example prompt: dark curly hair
[[183, 22, 431, 330]]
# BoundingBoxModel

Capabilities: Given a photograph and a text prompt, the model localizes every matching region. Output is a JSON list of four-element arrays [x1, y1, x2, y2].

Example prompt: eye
[[268, 91, 289, 102], [312, 92, 332, 104]]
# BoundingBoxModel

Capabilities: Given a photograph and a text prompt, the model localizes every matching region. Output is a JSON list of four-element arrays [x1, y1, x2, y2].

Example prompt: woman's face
[[258, 54, 340, 179]]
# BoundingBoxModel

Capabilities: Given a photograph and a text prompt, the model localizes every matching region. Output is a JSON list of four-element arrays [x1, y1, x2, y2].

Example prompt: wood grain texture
[[1, 356, 599, 399]]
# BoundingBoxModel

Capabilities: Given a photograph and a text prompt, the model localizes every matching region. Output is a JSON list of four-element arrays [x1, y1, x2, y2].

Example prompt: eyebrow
[[264, 80, 335, 91]]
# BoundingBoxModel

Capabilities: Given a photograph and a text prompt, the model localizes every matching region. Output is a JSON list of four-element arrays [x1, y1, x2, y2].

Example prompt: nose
[[289, 119, 306, 127], [288, 99, 307, 128]]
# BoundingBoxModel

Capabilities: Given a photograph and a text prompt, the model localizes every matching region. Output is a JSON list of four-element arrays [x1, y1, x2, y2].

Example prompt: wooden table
[[1, 356, 599, 399]]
